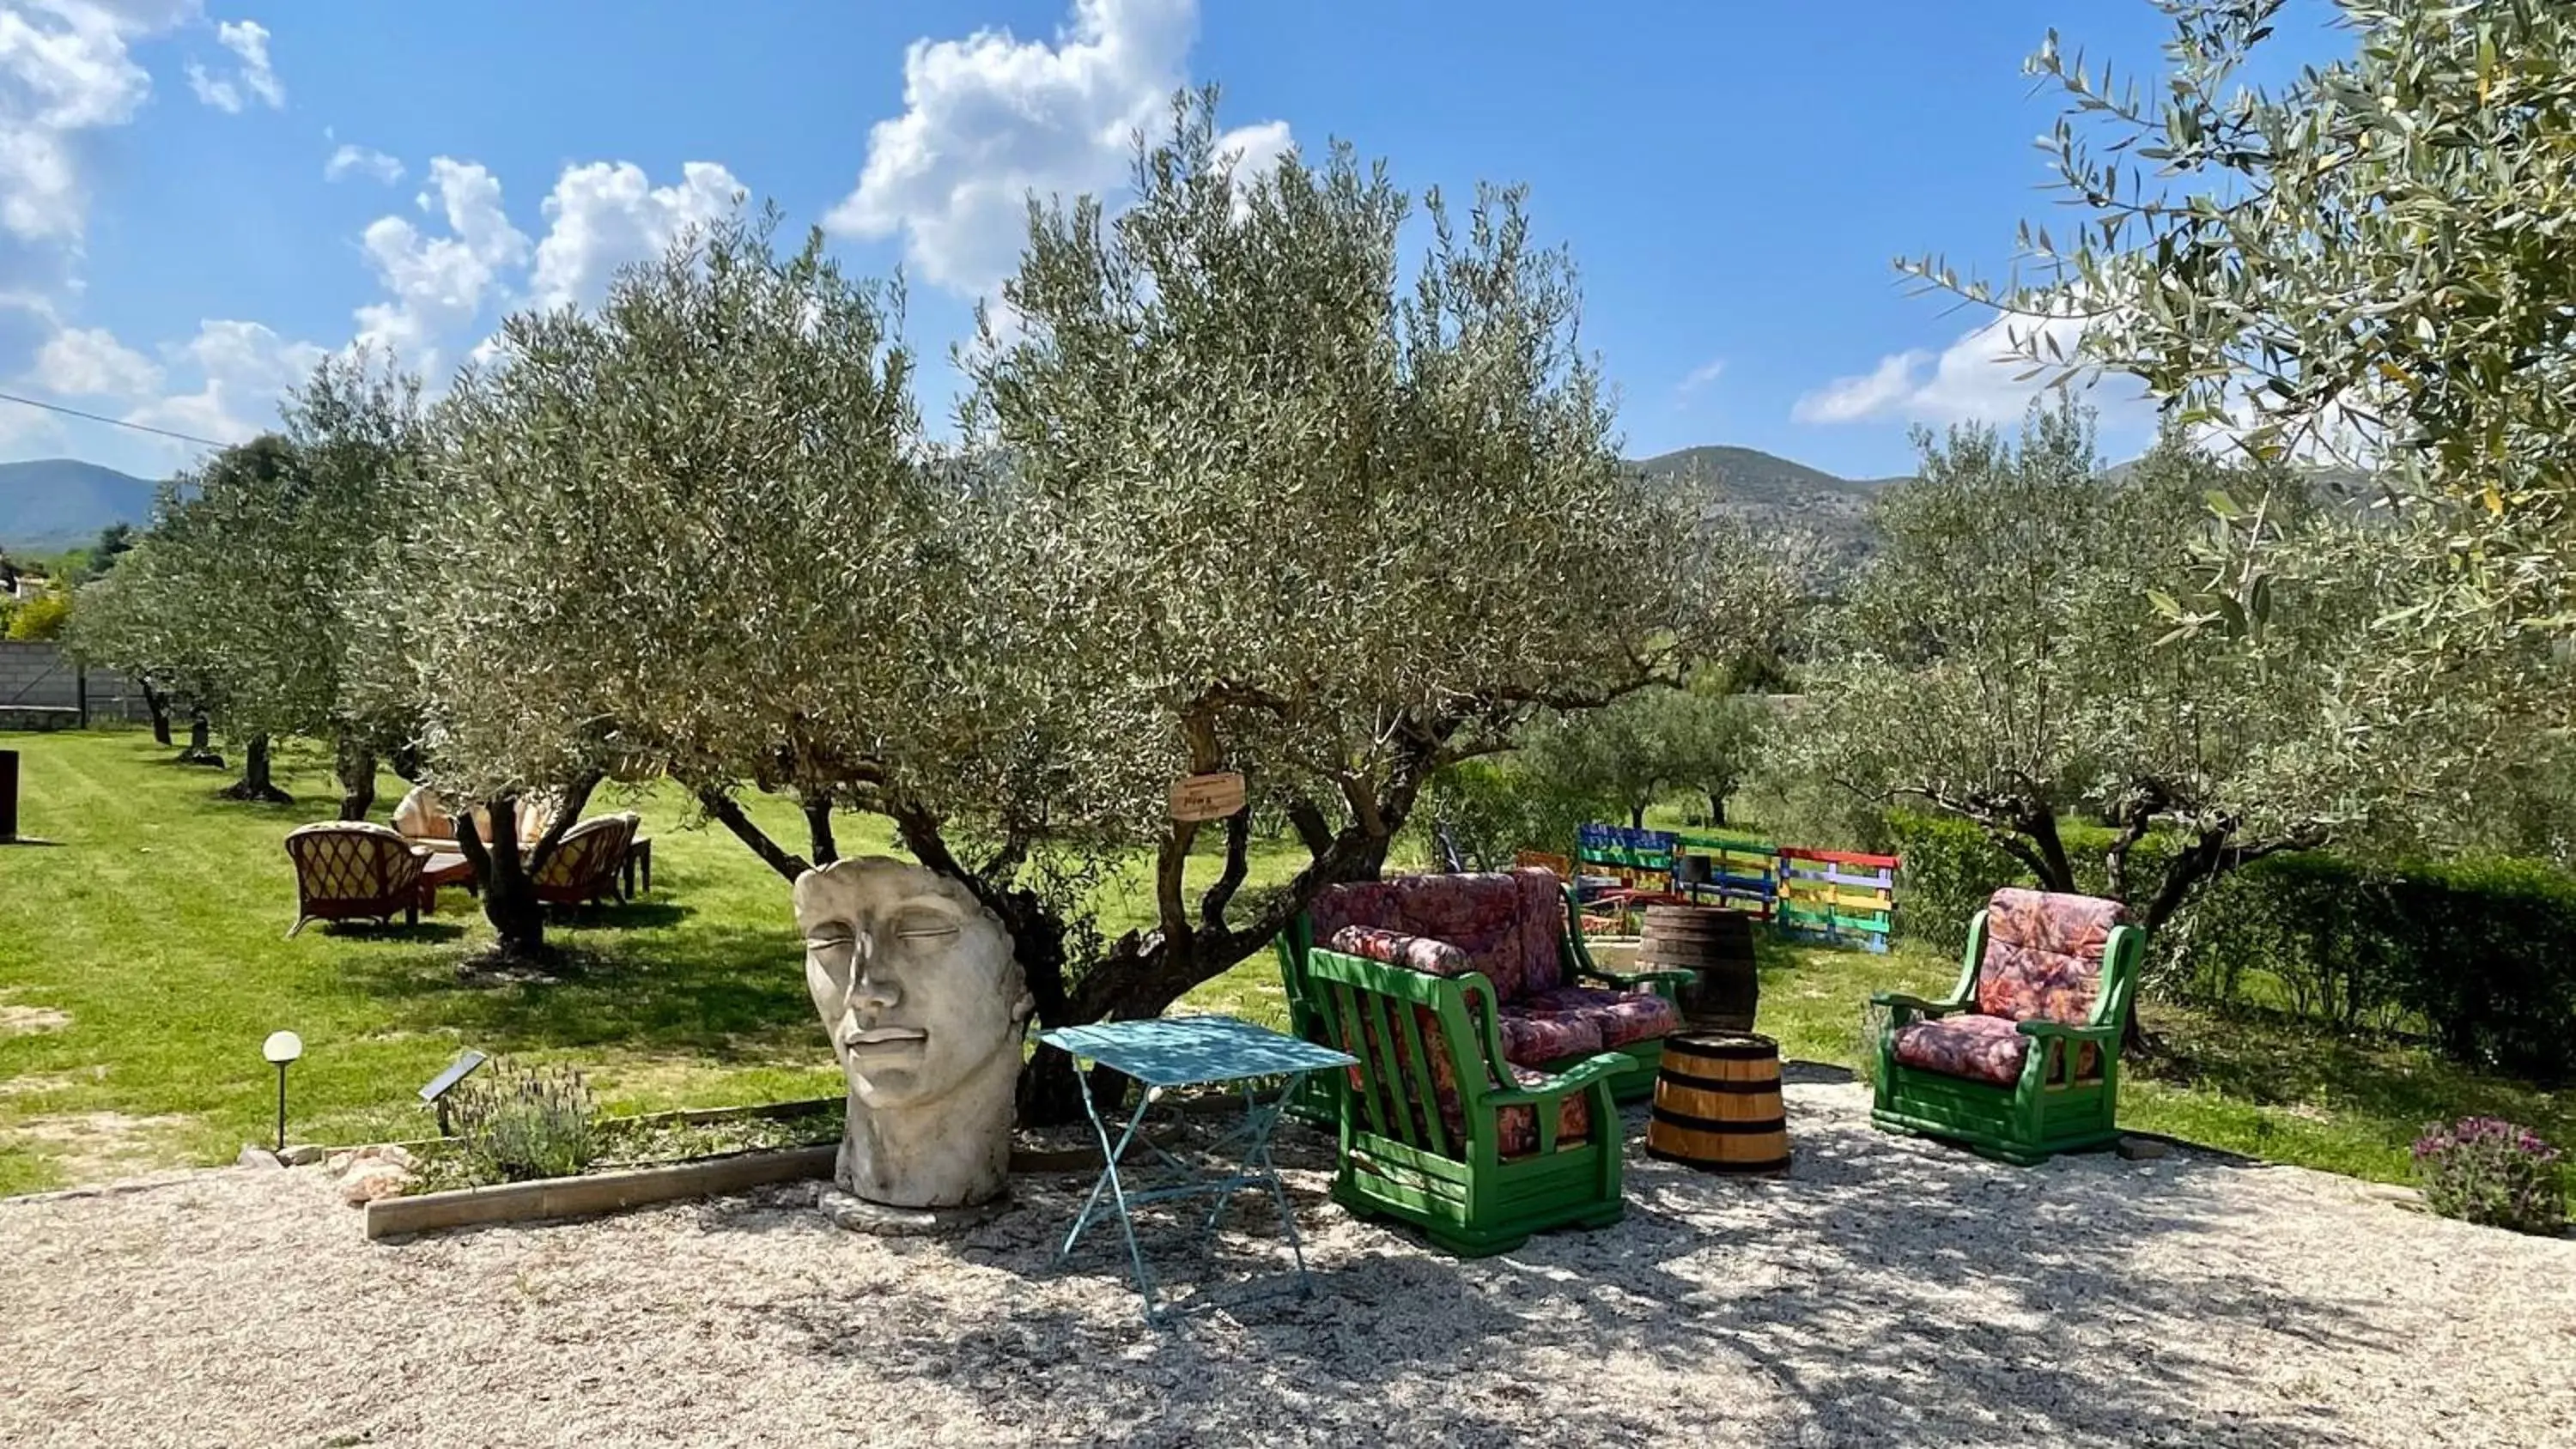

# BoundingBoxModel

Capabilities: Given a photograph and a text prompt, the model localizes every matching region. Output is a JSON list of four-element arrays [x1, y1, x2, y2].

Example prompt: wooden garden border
[[366, 1143, 835, 1239], [361, 1094, 1213, 1239]]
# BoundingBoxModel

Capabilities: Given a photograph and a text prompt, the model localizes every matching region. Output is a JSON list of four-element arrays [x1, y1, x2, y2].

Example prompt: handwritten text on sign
[[1168, 772, 1247, 822]]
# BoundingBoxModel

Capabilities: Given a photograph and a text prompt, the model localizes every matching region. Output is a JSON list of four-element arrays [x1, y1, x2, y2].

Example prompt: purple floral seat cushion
[[1514, 985, 1685, 1052], [1492, 1064, 1594, 1159], [1328, 925, 1473, 978], [1328, 925, 1607, 1064], [1496, 1008, 1604, 1064], [1308, 869, 1567, 1001], [1323, 929, 1595, 1160], [1892, 1014, 2029, 1087], [1978, 888, 2128, 1026]]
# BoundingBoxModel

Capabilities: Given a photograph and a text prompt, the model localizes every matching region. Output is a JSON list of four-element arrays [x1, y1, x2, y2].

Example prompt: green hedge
[[1885, 813, 2576, 1082]]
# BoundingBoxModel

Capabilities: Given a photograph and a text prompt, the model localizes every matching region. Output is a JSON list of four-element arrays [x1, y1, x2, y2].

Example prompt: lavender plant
[[449, 1060, 601, 1183], [2412, 1118, 2566, 1236]]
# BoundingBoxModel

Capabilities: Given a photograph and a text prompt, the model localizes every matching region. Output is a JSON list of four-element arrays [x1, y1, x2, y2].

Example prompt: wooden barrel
[[1640, 903, 1758, 1031], [1645, 1033, 1789, 1174]]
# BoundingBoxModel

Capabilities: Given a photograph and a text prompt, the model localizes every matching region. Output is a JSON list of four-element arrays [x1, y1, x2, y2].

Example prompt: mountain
[[1625, 445, 1907, 564], [0, 458, 162, 553]]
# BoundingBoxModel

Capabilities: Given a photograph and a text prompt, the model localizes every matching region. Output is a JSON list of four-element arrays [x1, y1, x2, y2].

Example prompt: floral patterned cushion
[[1977, 888, 2126, 1026], [1327, 925, 1473, 978], [1892, 1013, 2029, 1086], [1492, 1064, 1594, 1159], [1338, 1000, 1593, 1159], [1496, 1007, 1604, 1064], [1514, 985, 1684, 1051], [1309, 870, 1568, 1002]]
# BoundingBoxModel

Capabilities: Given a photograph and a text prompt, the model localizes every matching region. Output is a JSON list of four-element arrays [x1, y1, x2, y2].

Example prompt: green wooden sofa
[[1303, 929, 1628, 1255], [1277, 869, 1690, 1109], [1870, 887, 2144, 1165]]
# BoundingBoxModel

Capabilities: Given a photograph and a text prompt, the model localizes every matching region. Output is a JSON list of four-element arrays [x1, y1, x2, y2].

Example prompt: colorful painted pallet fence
[[1548, 824, 1902, 950], [1670, 830, 1781, 919], [1574, 824, 1675, 894], [1776, 846, 1899, 953]]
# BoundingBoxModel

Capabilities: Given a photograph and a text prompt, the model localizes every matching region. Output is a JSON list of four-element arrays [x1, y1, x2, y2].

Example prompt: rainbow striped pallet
[[1575, 823, 1675, 894], [1670, 831, 1780, 919], [1775, 847, 1899, 953]]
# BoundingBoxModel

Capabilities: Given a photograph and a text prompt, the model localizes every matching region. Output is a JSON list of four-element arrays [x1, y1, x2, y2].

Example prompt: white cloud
[[0, 0, 197, 244], [1793, 314, 2138, 428], [1792, 349, 1929, 424], [826, 0, 1285, 297], [185, 15, 281, 113], [527, 160, 744, 313], [1216, 118, 1291, 183], [325, 141, 402, 185], [33, 324, 161, 397], [1676, 357, 1726, 397], [351, 156, 529, 374], [125, 318, 323, 444]]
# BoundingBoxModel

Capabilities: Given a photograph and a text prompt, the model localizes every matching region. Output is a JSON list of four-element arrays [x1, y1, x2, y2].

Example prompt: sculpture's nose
[[848, 932, 900, 1012]]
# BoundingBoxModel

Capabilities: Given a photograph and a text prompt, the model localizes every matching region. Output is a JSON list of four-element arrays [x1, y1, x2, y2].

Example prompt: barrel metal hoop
[[1657, 1068, 1779, 1094], [1663, 1035, 1778, 1061], [1649, 1106, 1788, 1134]]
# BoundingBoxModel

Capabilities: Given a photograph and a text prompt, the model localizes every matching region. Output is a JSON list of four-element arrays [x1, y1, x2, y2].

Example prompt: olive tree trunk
[[335, 732, 377, 822], [141, 681, 172, 746], [453, 779, 600, 969], [175, 711, 222, 767], [216, 734, 291, 803]]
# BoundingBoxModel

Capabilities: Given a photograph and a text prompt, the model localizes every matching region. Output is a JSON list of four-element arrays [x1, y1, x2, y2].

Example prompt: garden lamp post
[[262, 1031, 302, 1152]]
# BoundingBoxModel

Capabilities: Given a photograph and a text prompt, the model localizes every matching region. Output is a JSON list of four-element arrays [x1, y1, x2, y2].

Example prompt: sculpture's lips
[[844, 1027, 927, 1049]]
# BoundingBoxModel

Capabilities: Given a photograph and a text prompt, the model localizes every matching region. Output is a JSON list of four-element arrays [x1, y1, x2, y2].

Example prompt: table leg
[[1244, 1072, 1315, 1295], [1061, 1070, 1162, 1320]]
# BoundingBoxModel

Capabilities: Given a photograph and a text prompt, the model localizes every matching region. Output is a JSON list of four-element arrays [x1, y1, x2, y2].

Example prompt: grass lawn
[[2, 727, 2566, 1197], [0, 728, 1307, 1196]]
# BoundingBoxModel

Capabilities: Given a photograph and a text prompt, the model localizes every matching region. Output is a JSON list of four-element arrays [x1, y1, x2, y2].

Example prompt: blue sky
[[0, 0, 2351, 482]]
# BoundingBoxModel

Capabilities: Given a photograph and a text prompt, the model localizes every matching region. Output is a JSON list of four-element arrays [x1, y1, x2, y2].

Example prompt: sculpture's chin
[[850, 1044, 1015, 1109]]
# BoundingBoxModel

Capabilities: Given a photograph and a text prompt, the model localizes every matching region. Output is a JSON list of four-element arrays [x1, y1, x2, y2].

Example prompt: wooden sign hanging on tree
[[1168, 771, 1247, 822]]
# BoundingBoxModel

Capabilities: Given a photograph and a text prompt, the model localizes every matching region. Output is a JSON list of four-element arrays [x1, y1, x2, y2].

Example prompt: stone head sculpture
[[793, 856, 1032, 1210]]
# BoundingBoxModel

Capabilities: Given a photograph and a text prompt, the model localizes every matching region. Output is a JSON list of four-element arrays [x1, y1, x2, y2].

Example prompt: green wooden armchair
[[1870, 887, 2143, 1165], [1278, 869, 1689, 1113], [1304, 929, 1627, 1256]]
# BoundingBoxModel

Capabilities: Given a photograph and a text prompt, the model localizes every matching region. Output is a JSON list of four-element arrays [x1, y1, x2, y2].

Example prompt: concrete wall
[[0, 641, 155, 723]]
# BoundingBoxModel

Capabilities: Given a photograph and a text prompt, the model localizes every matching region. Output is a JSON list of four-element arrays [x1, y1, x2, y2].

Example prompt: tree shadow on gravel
[[742, 1097, 2399, 1448]]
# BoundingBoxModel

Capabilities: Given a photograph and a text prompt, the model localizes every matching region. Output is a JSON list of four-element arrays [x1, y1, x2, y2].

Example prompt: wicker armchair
[[392, 783, 551, 852], [532, 813, 639, 907], [284, 822, 427, 937]]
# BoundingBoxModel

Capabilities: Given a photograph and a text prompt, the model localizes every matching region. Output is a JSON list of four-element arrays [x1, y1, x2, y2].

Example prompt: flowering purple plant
[[2412, 1117, 2567, 1235]]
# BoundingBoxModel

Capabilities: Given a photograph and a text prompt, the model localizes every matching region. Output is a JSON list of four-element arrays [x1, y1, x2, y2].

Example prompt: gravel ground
[[3, 1079, 2571, 1449]]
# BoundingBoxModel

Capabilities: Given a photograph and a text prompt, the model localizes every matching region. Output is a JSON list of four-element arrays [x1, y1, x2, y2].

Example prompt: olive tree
[[917, 94, 1786, 1115], [282, 355, 430, 817], [68, 526, 228, 763], [68, 357, 425, 810], [84, 438, 323, 800], [399, 204, 932, 967], [1797, 404, 2500, 1015], [1520, 683, 1770, 830], [1909, 0, 2576, 652]]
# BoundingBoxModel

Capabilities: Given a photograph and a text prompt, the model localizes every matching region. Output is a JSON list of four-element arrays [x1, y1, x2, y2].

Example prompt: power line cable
[[0, 389, 228, 449]]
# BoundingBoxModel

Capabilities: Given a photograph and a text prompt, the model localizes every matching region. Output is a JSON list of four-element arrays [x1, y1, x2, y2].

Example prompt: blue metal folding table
[[1040, 1015, 1355, 1323]]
